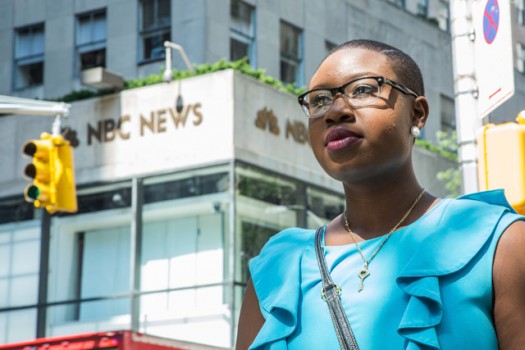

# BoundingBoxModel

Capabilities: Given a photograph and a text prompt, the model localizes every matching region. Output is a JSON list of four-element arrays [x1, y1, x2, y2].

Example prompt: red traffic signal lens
[[22, 142, 37, 157]]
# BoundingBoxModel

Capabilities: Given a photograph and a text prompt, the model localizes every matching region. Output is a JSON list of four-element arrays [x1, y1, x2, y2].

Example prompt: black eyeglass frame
[[297, 76, 419, 118]]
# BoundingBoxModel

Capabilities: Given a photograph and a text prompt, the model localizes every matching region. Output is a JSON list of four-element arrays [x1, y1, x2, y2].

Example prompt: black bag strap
[[314, 226, 360, 350]]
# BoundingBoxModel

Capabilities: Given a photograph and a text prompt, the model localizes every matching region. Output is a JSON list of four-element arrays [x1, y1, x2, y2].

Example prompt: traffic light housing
[[477, 113, 525, 214], [22, 132, 77, 214]]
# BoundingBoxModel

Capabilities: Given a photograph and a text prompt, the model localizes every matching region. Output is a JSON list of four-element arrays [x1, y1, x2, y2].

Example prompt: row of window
[[14, 0, 170, 90], [13, 0, 307, 91], [13, 0, 525, 92]]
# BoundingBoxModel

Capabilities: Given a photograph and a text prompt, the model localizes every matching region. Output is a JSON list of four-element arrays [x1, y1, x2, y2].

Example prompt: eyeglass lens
[[302, 77, 382, 118]]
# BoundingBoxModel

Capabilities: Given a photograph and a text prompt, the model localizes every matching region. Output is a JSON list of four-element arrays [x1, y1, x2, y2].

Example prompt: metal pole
[[450, 0, 481, 194], [36, 210, 51, 338], [130, 178, 143, 332], [229, 160, 237, 348]]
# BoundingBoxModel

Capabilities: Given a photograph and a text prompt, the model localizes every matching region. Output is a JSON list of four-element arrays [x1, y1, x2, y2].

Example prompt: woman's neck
[[341, 177, 432, 240]]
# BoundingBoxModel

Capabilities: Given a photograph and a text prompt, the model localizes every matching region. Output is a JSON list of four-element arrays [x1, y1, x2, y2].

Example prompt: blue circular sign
[[483, 0, 500, 44]]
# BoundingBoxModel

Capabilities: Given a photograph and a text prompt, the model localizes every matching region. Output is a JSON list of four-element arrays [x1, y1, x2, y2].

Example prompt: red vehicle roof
[[0, 330, 228, 350]]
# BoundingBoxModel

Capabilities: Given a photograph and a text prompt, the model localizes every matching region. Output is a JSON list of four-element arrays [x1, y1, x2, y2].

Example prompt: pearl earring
[[411, 126, 421, 138]]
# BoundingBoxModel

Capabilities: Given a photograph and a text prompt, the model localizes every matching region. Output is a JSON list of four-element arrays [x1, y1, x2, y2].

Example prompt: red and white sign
[[473, 0, 514, 118]]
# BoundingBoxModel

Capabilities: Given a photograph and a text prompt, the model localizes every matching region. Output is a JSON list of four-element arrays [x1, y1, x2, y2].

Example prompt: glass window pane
[[440, 94, 455, 132], [0, 201, 34, 224], [280, 22, 300, 58], [76, 7, 106, 78], [9, 275, 38, 306], [230, 0, 255, 64], [16, 33, 31, 58], [12, 240, 39, 275], [15, 24, 44, 89], [195, 213, 223, 284], [80, 48, 106, 69], [167, 217, 198, 288], [158, 0, 171, 26], [79, 298, 130, 322], [141, 220, 169, 292], [280, 60, 297, 84], [280, 21, 302, 84], [518, 43, 525, 73], [32, 26, 44, 55], [143, 30, 170, 60], [0, 279, 8, 307], [417, 0, 428, 16], [16, 24, 44, 59], [140, 0, 171, 61], [93, 14, 107, 42], [240, 222, 275, 282], [230, 38, 249, 62], [1, 309, 37, 343], [77, 16, 92, 45], [142, 0, 155, 30], [0, 245, 10, 278], [81, 226, 130, 298], [231, 0, 254, 35], [519, 0, 525, 24], [76, 187, 131, 214], [79, 226, 130, 321], [307, 187, 344, 221], [15, 61, 44, 89]]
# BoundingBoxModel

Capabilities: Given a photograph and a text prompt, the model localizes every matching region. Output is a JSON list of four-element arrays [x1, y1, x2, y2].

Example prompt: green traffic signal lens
[[26, 185, 40, 200]]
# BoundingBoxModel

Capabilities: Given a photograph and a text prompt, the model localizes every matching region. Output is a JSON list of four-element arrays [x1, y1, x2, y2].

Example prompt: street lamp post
[[162, 41, 194, 114]]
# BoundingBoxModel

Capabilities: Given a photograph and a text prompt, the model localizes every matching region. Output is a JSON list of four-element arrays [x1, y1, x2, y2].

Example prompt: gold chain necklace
[[343, 188, 426, 292]]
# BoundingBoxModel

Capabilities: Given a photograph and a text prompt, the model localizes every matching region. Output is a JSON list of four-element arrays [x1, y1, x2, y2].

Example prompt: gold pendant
[[358, 265, 370, 292]]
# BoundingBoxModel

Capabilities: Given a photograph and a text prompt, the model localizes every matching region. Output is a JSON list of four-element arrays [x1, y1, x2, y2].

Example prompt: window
[[0, 226, 40, 342], [280, 21, 303, 85], [387, 0, 405, 9], [78, 226, 130, 321], [0, 199, 34, 224], [240, 222, 274, 282], [76, 9, 107, 72], [440, 94, 455, 134], [417, 0, 428, 17], [144, 172, 229, 203], [518, 43, 525, 74], [230, 0, 255, 64], [139, 0, 171, 62], [518, 0, 525, 26], [14, 23, 44, 89], [437, 3, 450, 32]]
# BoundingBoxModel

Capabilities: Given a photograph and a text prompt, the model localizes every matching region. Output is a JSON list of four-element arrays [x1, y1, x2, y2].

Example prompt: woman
[[236, 40, 525, 349]]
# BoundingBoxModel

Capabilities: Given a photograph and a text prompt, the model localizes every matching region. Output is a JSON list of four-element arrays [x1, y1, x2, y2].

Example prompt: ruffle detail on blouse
[[248, 227, 316, 350], [396, 190, 517, 349]]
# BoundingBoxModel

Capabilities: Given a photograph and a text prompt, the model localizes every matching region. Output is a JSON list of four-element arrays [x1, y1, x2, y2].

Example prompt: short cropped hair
[[324, 39, 425, 97]]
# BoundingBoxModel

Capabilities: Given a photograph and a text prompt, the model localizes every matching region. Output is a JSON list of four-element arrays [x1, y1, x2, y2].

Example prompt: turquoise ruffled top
[[248, 190, 523, 350]]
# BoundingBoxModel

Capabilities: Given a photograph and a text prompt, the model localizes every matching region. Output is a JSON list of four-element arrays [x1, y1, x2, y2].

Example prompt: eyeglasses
[[297, 76, 419, 119]]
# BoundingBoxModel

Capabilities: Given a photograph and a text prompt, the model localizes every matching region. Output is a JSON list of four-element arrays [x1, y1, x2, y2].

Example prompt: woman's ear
[[413, 96, 430, 129]]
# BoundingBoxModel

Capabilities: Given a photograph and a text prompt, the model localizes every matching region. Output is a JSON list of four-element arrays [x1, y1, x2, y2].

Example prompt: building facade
[[0, 0, 524, 349]]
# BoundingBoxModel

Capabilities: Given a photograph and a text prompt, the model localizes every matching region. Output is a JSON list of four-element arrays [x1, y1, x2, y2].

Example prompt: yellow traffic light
[[22, 132, 77, 214], [477, 113, 525, 214]]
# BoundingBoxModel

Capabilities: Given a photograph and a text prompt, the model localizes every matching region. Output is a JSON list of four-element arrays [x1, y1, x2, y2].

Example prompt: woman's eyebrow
[[308, 72, 380, 90]]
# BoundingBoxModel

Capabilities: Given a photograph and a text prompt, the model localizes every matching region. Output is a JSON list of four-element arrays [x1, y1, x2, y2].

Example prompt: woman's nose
[[323, 94, 355, 124]]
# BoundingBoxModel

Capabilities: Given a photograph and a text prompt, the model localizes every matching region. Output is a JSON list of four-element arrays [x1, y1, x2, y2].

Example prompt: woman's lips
[[325, 128, 362, 151]]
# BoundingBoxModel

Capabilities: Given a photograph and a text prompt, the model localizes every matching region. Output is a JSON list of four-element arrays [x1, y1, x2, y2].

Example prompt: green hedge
[[53, 57, 304, 103]]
